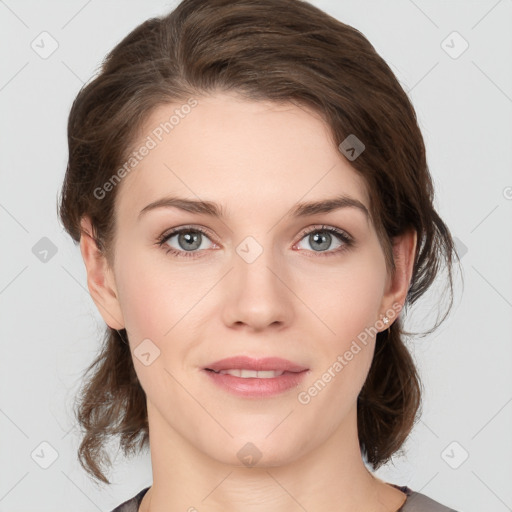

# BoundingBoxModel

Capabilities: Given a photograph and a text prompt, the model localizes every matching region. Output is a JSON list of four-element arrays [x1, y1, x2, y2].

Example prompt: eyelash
[[155, 224, 354, 259]]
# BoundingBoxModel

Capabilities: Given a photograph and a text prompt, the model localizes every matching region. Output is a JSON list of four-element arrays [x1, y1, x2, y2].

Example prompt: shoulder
[[397, 486, 458, 511], [110, 487, 150, 512]]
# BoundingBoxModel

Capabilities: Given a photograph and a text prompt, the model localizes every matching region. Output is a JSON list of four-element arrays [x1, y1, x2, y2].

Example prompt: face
[[90, 91, 404, 467]]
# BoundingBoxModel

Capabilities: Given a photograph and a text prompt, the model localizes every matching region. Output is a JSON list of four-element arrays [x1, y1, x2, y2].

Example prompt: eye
[[155, 224, 354, 259], [156, 226, 216, 259], [294, 225, 353, 256]]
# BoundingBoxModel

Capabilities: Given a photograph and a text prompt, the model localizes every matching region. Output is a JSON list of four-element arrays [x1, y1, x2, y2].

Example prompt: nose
[[220, 237, 294, 332]]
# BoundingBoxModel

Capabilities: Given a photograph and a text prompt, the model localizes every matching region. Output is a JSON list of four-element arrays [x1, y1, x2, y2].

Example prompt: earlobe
[[79, 216, 125, 330]]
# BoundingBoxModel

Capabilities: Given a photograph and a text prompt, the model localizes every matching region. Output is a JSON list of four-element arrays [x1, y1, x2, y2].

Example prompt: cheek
[[113, 255, 189, 398], [298, 250, 386, 397], [113, 247, 212, 381], [114, 244, 195, 339], [302, 249, 387, 345], [117, 271, 167, 342]]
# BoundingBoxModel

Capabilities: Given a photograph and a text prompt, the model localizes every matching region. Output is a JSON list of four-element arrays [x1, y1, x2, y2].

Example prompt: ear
[[379, 228, 417, 326], [79, 216, 125, 330]]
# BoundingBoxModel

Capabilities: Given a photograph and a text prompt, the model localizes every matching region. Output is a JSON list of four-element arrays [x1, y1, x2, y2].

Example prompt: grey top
[[111, 485, 458, 511]]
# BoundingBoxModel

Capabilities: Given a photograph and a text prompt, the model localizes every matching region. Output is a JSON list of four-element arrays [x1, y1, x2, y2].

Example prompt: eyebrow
[[137, 194, 370, 221]]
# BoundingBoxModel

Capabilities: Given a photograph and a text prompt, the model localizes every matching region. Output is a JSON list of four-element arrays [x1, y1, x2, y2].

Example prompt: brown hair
[[58, 0, 461, 484]]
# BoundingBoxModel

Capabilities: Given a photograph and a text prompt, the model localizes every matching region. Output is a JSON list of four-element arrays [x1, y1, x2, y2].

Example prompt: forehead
[[115, 92, 370, 223]]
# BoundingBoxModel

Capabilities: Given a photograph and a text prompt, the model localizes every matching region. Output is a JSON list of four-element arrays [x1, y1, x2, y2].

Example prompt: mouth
[[204, 355, 308, 373], [205, 368, 291, 378], [203, 356, 309, 398]]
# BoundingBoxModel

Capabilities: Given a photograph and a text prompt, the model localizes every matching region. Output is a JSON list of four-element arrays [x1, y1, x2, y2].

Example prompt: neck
[[138, 400, 407, 512]]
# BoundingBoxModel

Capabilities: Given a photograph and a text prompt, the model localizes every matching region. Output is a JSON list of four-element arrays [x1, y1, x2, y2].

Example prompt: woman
[[58, 0, 460, 510]]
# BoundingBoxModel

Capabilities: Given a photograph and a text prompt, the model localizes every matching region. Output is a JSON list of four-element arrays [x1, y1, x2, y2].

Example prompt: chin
[[201, 432, 308, 469]]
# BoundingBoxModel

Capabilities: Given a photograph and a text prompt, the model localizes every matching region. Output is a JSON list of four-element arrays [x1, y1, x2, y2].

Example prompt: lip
[[203, 356, 309, 398], [205, 356, 308, 373]]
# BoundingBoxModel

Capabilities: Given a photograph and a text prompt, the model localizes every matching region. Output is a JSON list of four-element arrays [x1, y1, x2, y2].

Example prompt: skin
[[80, 91, 417, 512]]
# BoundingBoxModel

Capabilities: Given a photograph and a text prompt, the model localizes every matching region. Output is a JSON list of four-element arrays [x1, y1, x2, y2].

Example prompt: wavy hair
[[58, 0, 461, 484]]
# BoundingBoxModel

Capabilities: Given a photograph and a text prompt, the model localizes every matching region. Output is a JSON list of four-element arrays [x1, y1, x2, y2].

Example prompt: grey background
[[1, 0, 511, 510]]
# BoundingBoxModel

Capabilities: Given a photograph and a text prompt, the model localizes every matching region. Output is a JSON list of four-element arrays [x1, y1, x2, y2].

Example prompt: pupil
[[180, 231, 201, 250], [311, 231, 330, 251]]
